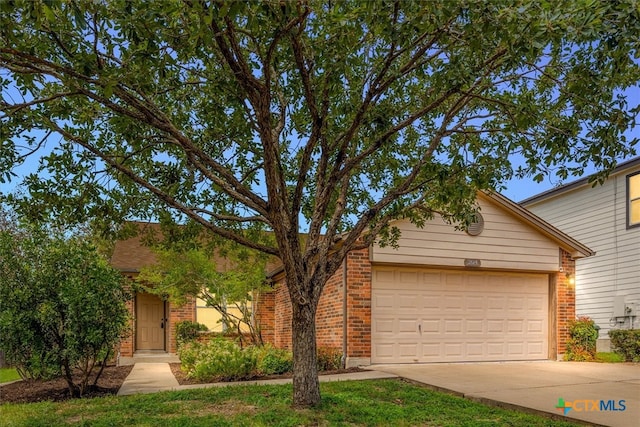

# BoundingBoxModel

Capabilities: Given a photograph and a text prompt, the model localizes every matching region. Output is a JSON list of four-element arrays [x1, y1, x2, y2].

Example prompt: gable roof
[[110, 221, 279, 274], [481, 191, 594, 258], [110, 222, 160, 273], [520, 156, 640, 206], [113, 191, 594, 276]]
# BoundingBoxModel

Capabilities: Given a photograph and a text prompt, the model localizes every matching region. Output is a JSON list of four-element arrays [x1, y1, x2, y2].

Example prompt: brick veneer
[[254, 290, 275, 344], [344, 247, 371, 363], [119, 296, 135, 357], [167, 297, 196, 353], [257, 247, 372, 366], [257, 246, 576, 364], [557, 248, 576, 356]]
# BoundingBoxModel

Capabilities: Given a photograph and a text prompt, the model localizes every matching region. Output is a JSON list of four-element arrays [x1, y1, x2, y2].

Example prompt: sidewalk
[[117, 363, 397, 396]]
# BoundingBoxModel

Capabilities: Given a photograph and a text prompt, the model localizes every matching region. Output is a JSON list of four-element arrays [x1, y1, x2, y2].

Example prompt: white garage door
[[371, 267, 549, 363]]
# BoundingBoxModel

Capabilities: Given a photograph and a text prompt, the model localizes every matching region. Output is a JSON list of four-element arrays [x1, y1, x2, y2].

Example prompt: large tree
[[1, 0, 639, 406]]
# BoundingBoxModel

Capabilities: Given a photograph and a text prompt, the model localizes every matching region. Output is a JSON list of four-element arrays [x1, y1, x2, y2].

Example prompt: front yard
[[1, 378, 581, 427]]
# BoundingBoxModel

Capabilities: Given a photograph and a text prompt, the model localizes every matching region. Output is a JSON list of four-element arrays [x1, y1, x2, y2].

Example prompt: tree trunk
[[291, 300, 320, 407]]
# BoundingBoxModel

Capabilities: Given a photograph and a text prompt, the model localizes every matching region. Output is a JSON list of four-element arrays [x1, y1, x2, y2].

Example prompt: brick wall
[[168, 297, 196, 353], [273, 279, 293, 348], [119, 292, 135, 357], [254, 289, 275, 344], [557, 248, 577, 355], [260, 263, 348, 351], [345, 247, 372, 360], [258, 246, 372, 363]]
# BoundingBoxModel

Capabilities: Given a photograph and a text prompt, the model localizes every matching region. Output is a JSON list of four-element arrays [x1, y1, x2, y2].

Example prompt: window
[[628, 172, 640, 228]]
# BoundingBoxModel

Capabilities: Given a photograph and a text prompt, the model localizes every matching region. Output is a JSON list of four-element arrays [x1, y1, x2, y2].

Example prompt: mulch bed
[[1, 364, 363, 404], [0, 365, 133, 404], [169, 363, 363, 385]]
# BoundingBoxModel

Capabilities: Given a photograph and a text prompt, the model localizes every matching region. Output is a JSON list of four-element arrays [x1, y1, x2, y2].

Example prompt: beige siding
[[525, 169, 640, 335], [372, 197, 561, 271]]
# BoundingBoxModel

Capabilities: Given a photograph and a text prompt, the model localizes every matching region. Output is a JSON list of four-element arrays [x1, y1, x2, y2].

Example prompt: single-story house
[[521, 156, 640, 350], [112, 192, 593, 364], [110, 222, 254, 356]]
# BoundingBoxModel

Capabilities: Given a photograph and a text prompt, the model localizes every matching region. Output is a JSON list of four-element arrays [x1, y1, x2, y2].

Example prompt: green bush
[[175, 320, 208, 348], [0, 231, 130, 397], [317, 347, 342, 371], [608, 329, 640, 362], [564, 316, 598, 361], [250, 344, 293, 375], [178, 337, 257, 382]]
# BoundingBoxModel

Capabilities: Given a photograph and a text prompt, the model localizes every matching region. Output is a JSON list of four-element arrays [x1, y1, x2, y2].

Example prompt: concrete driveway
[[370, 361, 639, 427]]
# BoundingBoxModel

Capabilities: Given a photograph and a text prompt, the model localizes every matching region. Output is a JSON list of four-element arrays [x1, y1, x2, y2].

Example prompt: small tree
[[0, 228, 130, 397], [137, 245, 267, 346]]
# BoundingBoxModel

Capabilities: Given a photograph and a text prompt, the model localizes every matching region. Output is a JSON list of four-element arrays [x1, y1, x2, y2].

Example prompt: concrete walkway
[[117, 363, 396, 396], [370, 361, 640, 427]]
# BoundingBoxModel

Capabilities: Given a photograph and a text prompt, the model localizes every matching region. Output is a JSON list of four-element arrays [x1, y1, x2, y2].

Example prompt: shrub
[[609, 329, 640, 362], [0, 231, 130, 397], [178, 337, 257, 382], [317, 347, 342, 371], [564, 316, 598, 361], [251, 344, 293, 375], [175, 320, 208, 349]]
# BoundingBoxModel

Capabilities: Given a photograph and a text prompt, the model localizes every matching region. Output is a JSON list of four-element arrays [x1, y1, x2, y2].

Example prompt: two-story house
[[521, 157, 640, 350]]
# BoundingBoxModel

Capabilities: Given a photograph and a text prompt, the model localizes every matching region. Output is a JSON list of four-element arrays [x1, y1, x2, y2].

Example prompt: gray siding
[[525, 170, 640, 335]]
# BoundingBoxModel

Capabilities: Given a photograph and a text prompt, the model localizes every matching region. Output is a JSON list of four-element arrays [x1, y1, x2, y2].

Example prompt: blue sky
[[2, 144, 637, 205]]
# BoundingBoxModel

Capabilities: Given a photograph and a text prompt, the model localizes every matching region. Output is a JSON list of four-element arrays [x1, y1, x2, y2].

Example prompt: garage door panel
[[372, 267, 548, 363], [465, 320, 484, 333], [527, 320, 544, 333], [398, 319, 418, 333]]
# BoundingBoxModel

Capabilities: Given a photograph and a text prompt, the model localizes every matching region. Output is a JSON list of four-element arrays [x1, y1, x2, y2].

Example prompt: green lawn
[[0, 368, 21, 384], [0, 379, 581, 427], [595, 352, 624, 363]]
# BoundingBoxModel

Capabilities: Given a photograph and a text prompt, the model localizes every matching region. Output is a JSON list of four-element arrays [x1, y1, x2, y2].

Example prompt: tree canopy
[[1, 0, 639, 406]]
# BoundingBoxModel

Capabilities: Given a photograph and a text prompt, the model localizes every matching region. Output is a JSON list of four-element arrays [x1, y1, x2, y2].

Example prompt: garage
[[371, 267, 549, 363]]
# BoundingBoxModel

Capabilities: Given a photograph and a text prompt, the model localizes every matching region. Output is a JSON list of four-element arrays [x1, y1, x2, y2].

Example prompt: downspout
[[341, 255, 348, 368]]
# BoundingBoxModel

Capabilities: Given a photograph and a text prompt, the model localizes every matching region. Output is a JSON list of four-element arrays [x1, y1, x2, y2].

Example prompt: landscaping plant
[[179, 337, 257, 382], [175, 320, 209, 349], [608, 329, 640, 362], [0, 227, 130, 397], [251, 343, 293, 375], [564, 316, 598, 361]]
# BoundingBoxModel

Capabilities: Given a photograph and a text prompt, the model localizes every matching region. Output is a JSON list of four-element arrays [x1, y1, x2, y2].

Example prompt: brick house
[[111, 222, 258, 357], [112, 192, 592, 364], [255, 192, 593, 366]]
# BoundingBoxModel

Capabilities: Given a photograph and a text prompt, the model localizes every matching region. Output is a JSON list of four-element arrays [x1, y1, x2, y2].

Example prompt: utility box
[[625, 302, 637, 317], [613, 296, 626, 317]]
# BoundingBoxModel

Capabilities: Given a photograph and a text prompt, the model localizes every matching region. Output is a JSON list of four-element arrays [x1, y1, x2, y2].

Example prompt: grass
[[595, 352, 624, 363], [0, 379, 582, 427], [0, 368, 21, 384]]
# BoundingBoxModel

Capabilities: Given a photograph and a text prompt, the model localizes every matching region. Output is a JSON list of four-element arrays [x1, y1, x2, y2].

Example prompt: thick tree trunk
[[291, 300, 320, 407]]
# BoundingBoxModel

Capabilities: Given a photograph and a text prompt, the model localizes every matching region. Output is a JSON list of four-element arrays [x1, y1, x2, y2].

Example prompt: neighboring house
[[255, 192, 593, 366], [112, 192, 592, 364], [521, 157, 640, 350]]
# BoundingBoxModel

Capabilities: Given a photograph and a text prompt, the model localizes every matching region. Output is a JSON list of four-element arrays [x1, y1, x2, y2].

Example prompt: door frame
[[135, 291, 168, 352]]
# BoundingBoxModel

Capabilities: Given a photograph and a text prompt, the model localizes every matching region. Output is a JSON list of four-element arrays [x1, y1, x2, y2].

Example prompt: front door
[[136, 292, 165, 351]]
